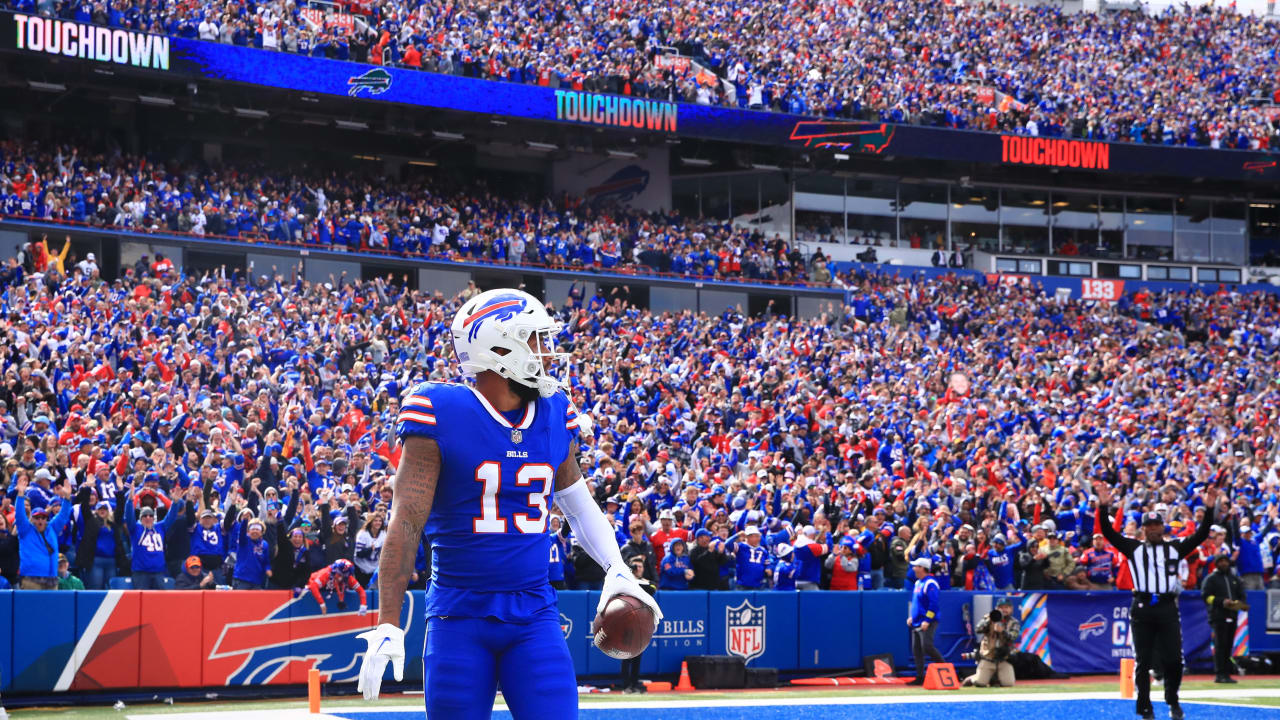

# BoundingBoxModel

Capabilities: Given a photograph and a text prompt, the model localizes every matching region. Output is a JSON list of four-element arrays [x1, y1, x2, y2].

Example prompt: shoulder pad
[[398, 381, 465, 427]]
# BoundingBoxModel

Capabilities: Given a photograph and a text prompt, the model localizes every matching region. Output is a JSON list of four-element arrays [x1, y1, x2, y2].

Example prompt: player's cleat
[[1169, 702, 1184, 720]]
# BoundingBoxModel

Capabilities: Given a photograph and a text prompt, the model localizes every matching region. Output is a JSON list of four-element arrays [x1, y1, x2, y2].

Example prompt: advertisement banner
[[653, 54, 692, 73], [1021, 592, 1212, 674], [299, 7, 354, 33]]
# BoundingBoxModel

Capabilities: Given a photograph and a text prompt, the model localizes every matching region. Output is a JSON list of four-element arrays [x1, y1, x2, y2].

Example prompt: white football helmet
[[451, 288, 568, 397]]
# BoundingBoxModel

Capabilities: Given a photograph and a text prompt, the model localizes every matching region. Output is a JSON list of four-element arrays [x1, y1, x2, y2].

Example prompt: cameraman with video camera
[[970, 598, 1021, 687]]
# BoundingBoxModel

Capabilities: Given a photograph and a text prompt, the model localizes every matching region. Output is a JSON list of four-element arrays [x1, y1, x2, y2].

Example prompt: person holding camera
[[1202, 553, 1247, 684], [970, 598, 1021, 687]]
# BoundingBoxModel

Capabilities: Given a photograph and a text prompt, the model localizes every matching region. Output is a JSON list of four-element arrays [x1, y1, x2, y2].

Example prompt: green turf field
[[8, 678, 1280, 719]]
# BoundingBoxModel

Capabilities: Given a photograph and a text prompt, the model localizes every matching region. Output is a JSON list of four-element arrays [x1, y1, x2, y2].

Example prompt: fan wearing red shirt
[[650, 510, 689, 567]]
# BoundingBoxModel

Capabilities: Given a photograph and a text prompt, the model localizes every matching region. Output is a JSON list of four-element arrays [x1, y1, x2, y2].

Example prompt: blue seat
[[108, 577, 133, 590]]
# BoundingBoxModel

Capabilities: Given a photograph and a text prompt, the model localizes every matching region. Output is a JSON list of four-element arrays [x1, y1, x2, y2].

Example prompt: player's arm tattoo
[[377, 435, 440, 628], [554, 440, 582, 492]]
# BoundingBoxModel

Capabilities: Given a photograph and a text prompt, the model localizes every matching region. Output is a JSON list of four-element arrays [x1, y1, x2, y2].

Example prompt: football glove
[[356, 624, 404, 700], [598, 563, 662, 629]]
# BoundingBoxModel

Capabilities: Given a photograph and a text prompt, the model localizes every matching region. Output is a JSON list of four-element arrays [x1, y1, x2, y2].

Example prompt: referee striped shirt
[[1130, 542, 1181, 595], [1097, 504, 1214, 596]]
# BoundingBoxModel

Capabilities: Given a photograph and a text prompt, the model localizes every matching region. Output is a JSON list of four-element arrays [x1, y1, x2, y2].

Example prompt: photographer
[[969, 598, 1021, 687], [1202, 553, 1247, 684]]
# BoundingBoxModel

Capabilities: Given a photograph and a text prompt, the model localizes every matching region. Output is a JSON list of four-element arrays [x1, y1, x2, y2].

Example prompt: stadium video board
[[3, 11, 1277, 183]]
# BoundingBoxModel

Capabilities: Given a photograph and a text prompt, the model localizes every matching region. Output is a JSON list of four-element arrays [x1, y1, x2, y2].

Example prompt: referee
[[1096, 484, 1220, 720]]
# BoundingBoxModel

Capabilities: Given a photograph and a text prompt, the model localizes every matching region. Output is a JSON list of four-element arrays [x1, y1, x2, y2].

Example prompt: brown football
[[592, 594, 656, 660]]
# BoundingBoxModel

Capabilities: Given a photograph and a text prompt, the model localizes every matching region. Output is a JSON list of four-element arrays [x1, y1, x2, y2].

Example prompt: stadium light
[[28, 81, 66, 93], [335, 120, 370, 130], [408, 160, 438, 167], [233, 108, 270, 120], [607, 149, 639, 159], [680, 157, 713, 167], [432, 131, 466, 141], [750, 163, 781, 171], [138, 95, 175, 107], [833, 153, 850, 161], [526, 141, 558, 152]]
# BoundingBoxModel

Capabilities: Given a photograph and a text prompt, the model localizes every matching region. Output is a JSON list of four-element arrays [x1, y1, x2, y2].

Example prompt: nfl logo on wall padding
[[726, 599, 765, 663]]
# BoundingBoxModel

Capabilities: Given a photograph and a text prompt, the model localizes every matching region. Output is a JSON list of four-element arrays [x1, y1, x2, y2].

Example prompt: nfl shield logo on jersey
[[725, 600, 766, 663], [511, 429, 522, 444]]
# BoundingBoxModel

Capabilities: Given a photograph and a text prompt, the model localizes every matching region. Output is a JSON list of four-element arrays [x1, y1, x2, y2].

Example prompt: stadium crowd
[[0, 140, 828, 285], [1, 245, 1279, 595], [7, 0, 1280, 151]]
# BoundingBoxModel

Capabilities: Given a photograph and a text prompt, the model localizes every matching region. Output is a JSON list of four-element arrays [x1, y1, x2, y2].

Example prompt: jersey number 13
[[473, 462, 554, 534]]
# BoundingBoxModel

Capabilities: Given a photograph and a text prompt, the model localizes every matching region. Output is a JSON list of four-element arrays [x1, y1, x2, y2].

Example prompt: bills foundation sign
[[9, 13, 168, 69], [725, 599, 766, 663]]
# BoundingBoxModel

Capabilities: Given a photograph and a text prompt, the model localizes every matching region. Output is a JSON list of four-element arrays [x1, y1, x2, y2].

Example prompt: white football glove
[[598, 564, 662, 630], [356, 624, 404, 700], [575, 412, 595, 441]]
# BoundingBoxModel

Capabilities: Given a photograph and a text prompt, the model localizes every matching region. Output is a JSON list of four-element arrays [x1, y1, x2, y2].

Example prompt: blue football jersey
[[396, 381, 579, 622]]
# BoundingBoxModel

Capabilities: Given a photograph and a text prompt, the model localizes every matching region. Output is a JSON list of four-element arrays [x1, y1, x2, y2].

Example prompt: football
[[592, 594, 657, 660]]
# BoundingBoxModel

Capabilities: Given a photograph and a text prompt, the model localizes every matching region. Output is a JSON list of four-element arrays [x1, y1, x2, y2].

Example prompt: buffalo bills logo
[[209, 594, 415, 684], [462, 294, 528, 342], [586, 165, 650, 206], [789, 121, 896, 152], [1077, 613, 1107, 641], [560, 612, 573, 640], [348, 68, 392, 98]]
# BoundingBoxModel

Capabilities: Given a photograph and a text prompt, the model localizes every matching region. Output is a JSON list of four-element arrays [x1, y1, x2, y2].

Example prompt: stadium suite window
[[1125, 196, 1174, 261], [1047, 260, 1091, 277], [995, 258, 1041, 274], [1001, 190, 1050, 255], [673, 177, 702, 219], [1210, 201, 1248, 265], [1050, 191, 1106, 258], [950, 187, 999, 254], [1096, 262, 1142, 280], [898, 182, 947, 250], [1198, 268, 1242, 283], [845, 179, 898, 246], [1146, 266, 1192, 281]]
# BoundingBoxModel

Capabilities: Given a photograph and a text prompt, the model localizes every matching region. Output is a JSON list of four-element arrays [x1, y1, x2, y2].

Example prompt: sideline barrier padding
[[3, 588, 1274, 694]]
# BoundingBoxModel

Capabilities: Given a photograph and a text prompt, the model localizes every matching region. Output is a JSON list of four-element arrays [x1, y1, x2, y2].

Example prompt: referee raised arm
[[1096, 483, 1219, 720]]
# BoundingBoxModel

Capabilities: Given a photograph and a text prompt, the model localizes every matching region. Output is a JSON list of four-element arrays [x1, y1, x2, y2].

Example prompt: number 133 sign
[[1081, 279, 1123, 301]]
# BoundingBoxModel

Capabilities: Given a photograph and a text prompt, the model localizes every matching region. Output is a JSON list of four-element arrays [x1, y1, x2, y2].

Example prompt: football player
[[357, 289, 661, 718]]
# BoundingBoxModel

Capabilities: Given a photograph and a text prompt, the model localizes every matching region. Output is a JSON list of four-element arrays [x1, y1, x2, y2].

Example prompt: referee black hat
[[1141, 511, 1163, 526]]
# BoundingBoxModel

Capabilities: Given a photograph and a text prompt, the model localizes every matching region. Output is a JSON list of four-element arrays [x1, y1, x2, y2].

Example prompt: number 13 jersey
[[395, 381, 580, 622]]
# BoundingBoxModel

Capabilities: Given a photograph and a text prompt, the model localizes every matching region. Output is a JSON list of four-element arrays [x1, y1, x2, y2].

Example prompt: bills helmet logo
[[1077, 613, 1107, 641], [726, 599, 766, 663], [461, 294, 528, 342], [560, 612, 573, 640]]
